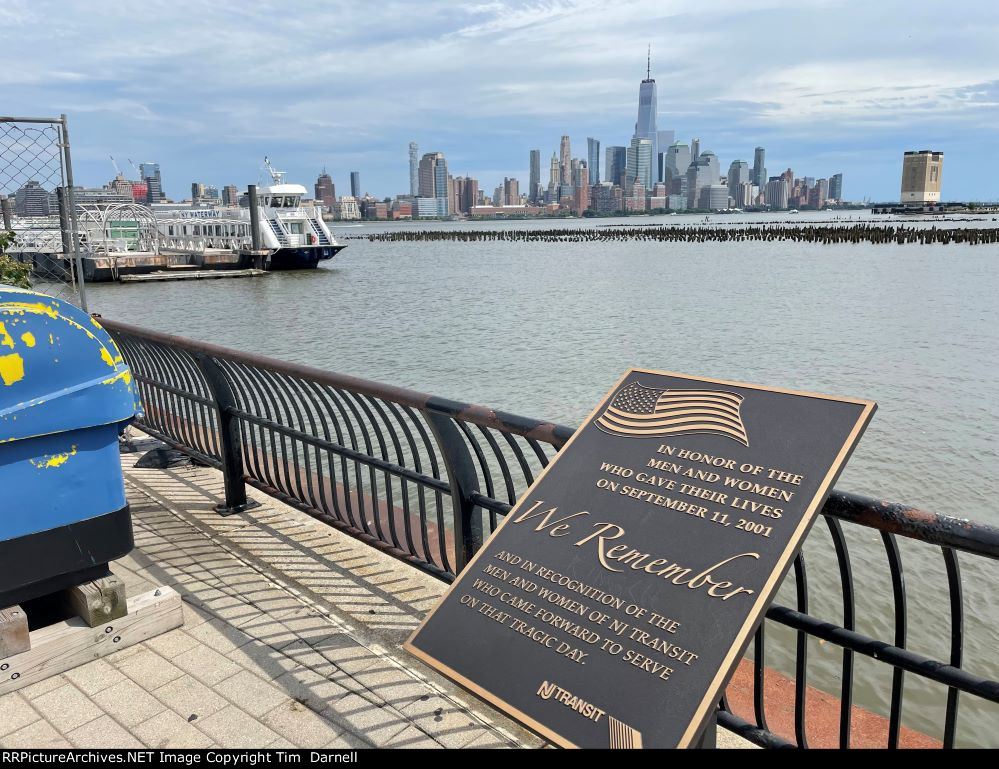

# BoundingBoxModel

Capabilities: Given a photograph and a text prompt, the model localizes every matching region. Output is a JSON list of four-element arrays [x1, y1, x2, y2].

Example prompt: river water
[[86, 211, 999, 745]]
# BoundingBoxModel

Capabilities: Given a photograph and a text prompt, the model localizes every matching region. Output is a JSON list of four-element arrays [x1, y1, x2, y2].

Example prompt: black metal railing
[[101, 317, 999, 749]]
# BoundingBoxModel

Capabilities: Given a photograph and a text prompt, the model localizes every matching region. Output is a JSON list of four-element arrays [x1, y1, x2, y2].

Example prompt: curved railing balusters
[[100, 317, 999, 749]]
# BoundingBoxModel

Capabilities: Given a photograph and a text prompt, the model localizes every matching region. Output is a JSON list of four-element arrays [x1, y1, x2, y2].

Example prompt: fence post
[[424, 403, 483, 573], [58, 114, 88, 312], [1, 198, 11, 231], [191, 352, 259, 516]]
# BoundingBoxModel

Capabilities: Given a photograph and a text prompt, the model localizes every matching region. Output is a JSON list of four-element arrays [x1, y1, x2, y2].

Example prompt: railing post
[[424, 404, 483, 573], [191, 352, 260, 516]]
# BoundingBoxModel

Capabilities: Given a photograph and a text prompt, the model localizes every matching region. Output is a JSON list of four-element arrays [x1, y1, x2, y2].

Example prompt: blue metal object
[[0, 285, 138, 607]]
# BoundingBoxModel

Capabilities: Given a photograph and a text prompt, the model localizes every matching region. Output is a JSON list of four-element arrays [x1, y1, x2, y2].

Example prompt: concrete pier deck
[[0, 438, 751, 749]]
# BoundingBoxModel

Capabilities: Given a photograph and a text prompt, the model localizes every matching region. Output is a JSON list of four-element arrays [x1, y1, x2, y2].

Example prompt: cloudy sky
[[5, 0, 999, 201]]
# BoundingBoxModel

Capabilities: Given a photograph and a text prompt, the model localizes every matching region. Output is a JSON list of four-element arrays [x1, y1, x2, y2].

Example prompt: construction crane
[[127, 158, 142, 178], [109, 155, 123, 178]]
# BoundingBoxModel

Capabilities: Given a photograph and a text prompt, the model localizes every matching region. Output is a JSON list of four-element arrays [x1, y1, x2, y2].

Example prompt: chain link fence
[[0, 115, 88, 310]]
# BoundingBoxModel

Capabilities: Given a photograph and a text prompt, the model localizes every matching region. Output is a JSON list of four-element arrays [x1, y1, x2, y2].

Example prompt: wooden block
[[0, 606, 30, 659], [0, 586, 183, 696], [64, 575, 128, 628]]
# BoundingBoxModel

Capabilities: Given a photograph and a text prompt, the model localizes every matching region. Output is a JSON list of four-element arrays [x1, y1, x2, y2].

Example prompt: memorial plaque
[[405, 370, 875, 748]]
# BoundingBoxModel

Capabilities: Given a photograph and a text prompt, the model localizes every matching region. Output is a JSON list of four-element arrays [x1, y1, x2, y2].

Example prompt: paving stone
[[225, 639, 300, 680], [383, 724, 442, 748], [0, 719, 71, 748], [306, 634, 381, 677], [261, 700, 345, 748], [153, 675, 229, 720], [67, 715, 143, 749], [134, 710, 216, 749], [195, 705, 280, 747], [16, 673, 69, 699], [63, 658, 127, 696], [349, 664, 433, 709], [92, 679, 166, 727], [172, 644, 243, 686], [0, 693, 39, 737], [326, 693, 409, 747], [462, 730, 519, 749], [185, 617, 254, 655], [113, 648, 184, 691], [214, 670, 287, 717], [31, 683, 103, 733], [400, 694, 488, 749], [272, 667, 351, 712], [144, 629, 201, 659]]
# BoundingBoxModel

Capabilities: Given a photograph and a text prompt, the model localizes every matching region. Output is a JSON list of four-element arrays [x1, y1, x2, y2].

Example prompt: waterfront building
[[417, 152, 450, 215], [700, 184, 729, 210], [529, 150, 541, 203], [458, 177, 479, 214], [469, 204, 546, 217], [315, 170, 336, 209], [333, 195, 361, 220], [901, 151, 943, 205], [409, 142, 419, 196], [624, 180, 646, 212], [222, 185, 240, 207], [587, 138, 600, 185], [752, 147, 766, 189], [734, 182, 753, 209], [626, 137, 653, 190], [765, 177, 789, 209], [780, 168, 794, 192], [605, 146, 627, 188], [829, 173, 843, 201], [503, 177, 520, 206], [590, 183, 622, 214], [350, 171, 361, 199], [559, 136, 572, 185], [690, 138, 700, 162], [808, 178, 829, 208], [667, 193, 686, 211], [13, 180, 51, 217], [699, 151, 720, 183], [390, 199, 413, 219], [415, 197, 448, 217]]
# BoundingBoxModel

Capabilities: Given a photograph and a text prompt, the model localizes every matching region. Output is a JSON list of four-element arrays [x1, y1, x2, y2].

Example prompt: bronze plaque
[[405, 370, 875, 748]]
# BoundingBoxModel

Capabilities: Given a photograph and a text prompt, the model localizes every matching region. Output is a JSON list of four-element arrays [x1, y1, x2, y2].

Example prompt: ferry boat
[[249, 159, 344, 269]]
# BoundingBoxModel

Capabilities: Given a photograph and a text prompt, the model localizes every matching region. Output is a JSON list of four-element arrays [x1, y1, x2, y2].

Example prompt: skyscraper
[[901, 151, 943, 205], [829, 173, 843, 201], [548, 153, 560, 201], [350, 171, 361, 198], [605, 146, 626, 187], [417, 152, 449, 215], [559, 136, 572, 185], [315, 169, 336, 208], [529, 150, 541, 203], [727, 161, 749, 198], [626, 137, 653, 191], [409, 142, 419, 196], [664, 143, 691, 195], [765, 177, 789, 209], [753, 147, 767, 189], [690, 138, 700, 162], [140, 162, 164, 203], [633, 50, 660, 182], [222, 185, 240, 207], [587, 138, 600, 185]]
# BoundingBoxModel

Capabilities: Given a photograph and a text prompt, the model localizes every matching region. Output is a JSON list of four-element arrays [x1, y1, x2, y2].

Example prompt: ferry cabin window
[[288, 222, 305, 234]]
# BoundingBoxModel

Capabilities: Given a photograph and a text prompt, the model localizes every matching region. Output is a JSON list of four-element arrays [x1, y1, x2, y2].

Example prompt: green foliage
[[0, 231, 32, 289]]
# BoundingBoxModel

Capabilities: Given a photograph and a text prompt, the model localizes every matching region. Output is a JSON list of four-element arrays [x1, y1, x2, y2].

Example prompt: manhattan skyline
[[6, 1, 999, 201]]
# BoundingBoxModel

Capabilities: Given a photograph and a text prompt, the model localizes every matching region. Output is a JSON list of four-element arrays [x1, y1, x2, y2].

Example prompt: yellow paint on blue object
[[0, 353, 25, 385], [21, 332, 35, 348], [100, 347, 116, 367], [30, 444, 78, 469], [48, 334, 54, 345], [102, 370, 133, 386], [0, 322, 13, 349]]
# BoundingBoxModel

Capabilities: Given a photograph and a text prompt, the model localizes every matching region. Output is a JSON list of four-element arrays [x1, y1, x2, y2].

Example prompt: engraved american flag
[[595, 381, 749, 446]]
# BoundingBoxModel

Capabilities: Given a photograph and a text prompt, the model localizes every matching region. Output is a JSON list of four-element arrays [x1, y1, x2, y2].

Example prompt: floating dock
[[118, 268, 268, 283]]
